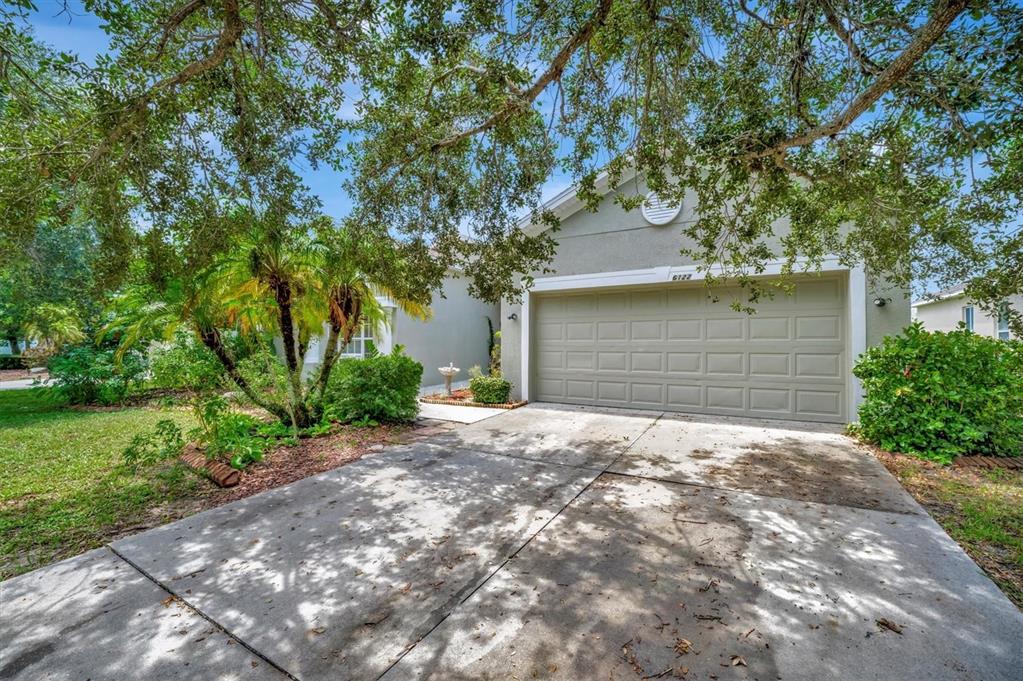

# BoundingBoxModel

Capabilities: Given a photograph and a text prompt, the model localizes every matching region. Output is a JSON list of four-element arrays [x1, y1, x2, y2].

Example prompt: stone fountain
[[437, 362, 460, 396]]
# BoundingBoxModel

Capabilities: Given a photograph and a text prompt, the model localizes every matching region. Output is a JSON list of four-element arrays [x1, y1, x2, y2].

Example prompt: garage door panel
[[749, 353, 790, 377], [749, 317, 790, 340], [597, 352, 627, 371], [796, 315, 841, 340], [533, 276, 847, 423], [630, 352, 663, 372], [667, 319, 702, 340], [565, 322, 595, 341], [630, 320, 663, 341], [749, 388, 791, 413], [706, 352, 744, 375], [707, 386, 745, 410], [597, 381, 629, 402], [706, 318, 745, 341], [565, 351, 594, 370], [596, 321, 628, 341], [667, 352, 702, 373], [630, 383, 663, 405]]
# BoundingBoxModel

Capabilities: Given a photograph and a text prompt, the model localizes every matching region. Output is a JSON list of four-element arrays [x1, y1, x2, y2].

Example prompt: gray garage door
[[532, 276, 848, 423]]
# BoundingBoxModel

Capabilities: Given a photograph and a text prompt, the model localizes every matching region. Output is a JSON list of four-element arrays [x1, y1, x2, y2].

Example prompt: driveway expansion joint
[[375, 413, 665, 680], [104, 543, 300, 681]]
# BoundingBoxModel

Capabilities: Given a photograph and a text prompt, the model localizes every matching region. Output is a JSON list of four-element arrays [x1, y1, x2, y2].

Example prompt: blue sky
[[25, 1, 573, 221]]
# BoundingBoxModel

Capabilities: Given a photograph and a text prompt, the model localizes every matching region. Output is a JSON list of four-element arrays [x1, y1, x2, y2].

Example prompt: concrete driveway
[[2, 404, 1021, 680]]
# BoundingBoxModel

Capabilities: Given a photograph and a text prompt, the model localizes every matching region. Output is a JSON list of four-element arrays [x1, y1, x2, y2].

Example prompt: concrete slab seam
[[373, 413, 666, 680], [104, 543, 300, 681]]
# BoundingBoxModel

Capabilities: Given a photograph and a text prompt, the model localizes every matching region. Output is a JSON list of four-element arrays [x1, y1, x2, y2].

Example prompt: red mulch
[[0, 368, 40, 382], [421, 389, 526, 410], [195, 423, 412, 507]]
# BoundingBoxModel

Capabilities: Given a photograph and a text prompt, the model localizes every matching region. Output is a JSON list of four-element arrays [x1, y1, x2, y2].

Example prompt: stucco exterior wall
[[395, 275, 499, 388], [502, 180, 911, 402], [914, 294, 1022, 339]]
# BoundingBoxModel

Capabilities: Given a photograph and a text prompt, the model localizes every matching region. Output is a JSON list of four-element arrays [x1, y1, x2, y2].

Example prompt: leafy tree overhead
[[2, 0, 1021, 326], [353, 0, 1023, 325]]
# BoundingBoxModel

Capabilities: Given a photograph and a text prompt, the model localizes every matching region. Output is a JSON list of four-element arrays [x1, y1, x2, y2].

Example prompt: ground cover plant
[[0, 388, 409, 579]]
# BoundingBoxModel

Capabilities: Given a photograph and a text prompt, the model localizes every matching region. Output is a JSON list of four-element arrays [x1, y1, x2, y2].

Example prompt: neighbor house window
[[997, 304, 1011, 340], [962, 305, 974, 331], [340, 324, 374, 358]]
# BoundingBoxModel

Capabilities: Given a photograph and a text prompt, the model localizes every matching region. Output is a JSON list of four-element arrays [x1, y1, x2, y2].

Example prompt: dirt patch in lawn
[[874, 449, 1023, 610]]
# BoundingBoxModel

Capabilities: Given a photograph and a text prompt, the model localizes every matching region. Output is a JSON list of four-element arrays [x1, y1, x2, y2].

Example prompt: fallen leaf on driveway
[[674, 638, 693, 655], [730, 655, 747, 666], [876, 618, 904, 634]]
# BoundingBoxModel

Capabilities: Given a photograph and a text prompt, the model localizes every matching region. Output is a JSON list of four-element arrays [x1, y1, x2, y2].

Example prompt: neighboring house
[[912, 285, 1019, 341], [301, 274, 499, 389], [501, 174, 909, 424]]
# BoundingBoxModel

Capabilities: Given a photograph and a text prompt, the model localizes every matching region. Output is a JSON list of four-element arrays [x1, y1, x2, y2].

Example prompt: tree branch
[[72, 0, 242, 183], [745, 0, 968, 161]]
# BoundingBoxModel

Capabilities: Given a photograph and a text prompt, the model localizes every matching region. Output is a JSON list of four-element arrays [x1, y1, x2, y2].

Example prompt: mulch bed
[[953, 456, 1023, 471], [421, 388, 527, 409], [0, 368, 43, 382]]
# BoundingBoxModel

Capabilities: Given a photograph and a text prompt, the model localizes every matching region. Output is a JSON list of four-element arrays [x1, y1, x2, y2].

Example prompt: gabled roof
[[912, 284, 966, 308], [519, 166, 639, 237]]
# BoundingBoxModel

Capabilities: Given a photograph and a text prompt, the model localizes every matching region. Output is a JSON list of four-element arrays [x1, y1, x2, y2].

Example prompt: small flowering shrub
[[852, 322, 1023, 463]]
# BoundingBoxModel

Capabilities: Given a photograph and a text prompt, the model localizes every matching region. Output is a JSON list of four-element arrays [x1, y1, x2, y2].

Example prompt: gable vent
[[641, 192, 682, 225]]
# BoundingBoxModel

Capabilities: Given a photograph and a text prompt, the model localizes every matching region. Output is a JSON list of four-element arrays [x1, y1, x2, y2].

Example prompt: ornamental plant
[[468, 365, 512, 405], [852, 322, 1023, 463]]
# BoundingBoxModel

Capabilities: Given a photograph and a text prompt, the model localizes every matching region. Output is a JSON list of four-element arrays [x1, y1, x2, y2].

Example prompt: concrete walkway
[[2, 404, 1021, 680]]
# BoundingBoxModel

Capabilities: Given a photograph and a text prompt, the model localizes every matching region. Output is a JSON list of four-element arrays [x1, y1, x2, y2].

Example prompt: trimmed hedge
[[470, 372, 512, 404], [852, 322, 1023, 463], [0, 356, 23, 370], [324, 345, 423, 422]]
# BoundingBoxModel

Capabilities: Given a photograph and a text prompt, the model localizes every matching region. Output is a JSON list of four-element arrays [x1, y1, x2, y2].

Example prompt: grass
[[0, 388, 201, 579], [878, 451, 1023, 609]]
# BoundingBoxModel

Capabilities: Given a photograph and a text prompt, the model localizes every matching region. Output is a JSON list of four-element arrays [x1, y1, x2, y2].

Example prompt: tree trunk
[[196, 325, 293, 424], [7, 336, 20, 354], [314, 323, 341, 399], [270, 277, 312, 427]]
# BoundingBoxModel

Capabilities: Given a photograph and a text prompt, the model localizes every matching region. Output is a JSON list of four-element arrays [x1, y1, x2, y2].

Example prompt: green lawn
[[0, 389, 200, 579], [879, 452, 1023, 609]]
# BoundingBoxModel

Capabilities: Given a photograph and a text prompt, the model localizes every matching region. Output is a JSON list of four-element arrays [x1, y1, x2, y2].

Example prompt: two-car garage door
[[532, 276, 848, 423]]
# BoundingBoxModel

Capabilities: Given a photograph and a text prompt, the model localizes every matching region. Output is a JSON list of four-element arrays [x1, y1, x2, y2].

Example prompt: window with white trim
[[340, 324, 374, 358], [962, 305, 974, 331], [997, 303, 1011, 340]]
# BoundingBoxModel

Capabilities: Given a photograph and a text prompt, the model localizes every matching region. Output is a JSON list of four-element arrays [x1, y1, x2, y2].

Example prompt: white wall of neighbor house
[[501, 177, 912, 421], [913, 294, 1021, 340]]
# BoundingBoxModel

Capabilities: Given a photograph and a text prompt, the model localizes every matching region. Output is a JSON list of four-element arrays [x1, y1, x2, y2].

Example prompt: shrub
[[191, 395, 269, 470], [852, 322, 1023, 463], [122, 419, 185, 471], [469, 365, 511, 404], [149, 334, 226, 390], [324, 345, 423, 422], [0, 356, 22, 370], [48, 344, 148, 404]]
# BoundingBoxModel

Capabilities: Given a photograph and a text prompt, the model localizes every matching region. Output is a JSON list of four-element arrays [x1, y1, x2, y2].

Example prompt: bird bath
[[437, 363, 460, 396]]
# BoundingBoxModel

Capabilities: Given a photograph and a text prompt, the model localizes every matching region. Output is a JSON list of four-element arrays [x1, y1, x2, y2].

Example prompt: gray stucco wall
[[914, 294, 1022, 339], [396, 275, 499, 388], [502, 179, 911, 401]]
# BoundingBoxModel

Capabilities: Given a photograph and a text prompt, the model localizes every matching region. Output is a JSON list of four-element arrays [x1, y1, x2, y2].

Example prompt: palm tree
[[23, 303, 85, 352], [311, 226, 431, 399], [105, 218, 432, 429]]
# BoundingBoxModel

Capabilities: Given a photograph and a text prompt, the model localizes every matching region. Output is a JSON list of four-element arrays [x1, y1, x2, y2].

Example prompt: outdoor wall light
[[507, 313, 518, 321], [873, 297, 891, 307]]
